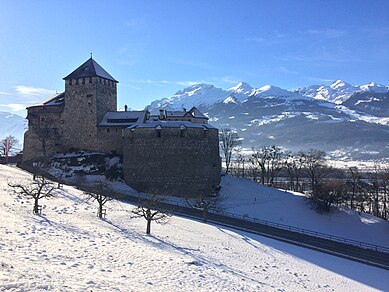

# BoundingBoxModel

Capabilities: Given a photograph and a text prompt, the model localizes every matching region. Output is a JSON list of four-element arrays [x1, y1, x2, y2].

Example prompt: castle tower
[[62, 57, 118, 151]]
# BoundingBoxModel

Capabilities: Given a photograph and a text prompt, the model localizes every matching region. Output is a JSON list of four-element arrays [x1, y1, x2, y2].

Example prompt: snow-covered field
[[1, 165, 389, 291], [220, 176, 389, 248]]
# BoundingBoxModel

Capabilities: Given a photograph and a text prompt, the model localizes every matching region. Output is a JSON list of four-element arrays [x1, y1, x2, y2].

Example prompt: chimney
[[159, 109, 165, 120], [124, 105, 128, 112]]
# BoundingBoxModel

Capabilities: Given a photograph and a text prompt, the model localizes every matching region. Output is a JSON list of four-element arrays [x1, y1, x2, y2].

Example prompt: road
[[110, 191, 389, 271]]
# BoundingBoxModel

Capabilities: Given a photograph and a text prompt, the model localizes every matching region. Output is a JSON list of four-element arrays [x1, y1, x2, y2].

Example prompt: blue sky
[[1, 0, 389, 116]]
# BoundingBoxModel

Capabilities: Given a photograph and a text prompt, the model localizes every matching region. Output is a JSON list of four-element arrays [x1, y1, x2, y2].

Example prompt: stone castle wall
[[23, 105, 64, 162], [97, 126, 124, 155], [122, 126, 221, 197], [62, 77, 117, 151]]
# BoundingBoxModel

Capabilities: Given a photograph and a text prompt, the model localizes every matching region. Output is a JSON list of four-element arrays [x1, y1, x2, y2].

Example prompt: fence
[[111, 185, 389, 254]]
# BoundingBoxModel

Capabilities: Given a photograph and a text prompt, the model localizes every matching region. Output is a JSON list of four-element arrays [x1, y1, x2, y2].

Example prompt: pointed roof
[[63, 57, 118, 82]]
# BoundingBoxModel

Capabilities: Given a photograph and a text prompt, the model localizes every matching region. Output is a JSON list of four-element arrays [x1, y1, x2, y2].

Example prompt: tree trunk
[[98, 203, 103, 218], [146, 219, 151, 234], [33, 198, 39, 214], [203, 207, 208, 223]]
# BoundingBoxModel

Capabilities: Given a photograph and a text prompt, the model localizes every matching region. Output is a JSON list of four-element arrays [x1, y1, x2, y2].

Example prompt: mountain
[[148, 81, 389, 161], [0, 111, 26, 146], [297, 80, 389, 104], [342, 91, 389, 118]]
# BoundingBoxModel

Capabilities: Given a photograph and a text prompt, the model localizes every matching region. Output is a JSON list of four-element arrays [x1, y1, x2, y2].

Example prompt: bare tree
[[0, 135, 20, 156], [132, 195, 171, 234], [346, 166, 362, 210], [83, 180, 113, 218], [284, 152, 304, 192], [8, 176, 57, 214], [186, 187, 222, 222], [300, 149, 327, 194], [219, 128, 242, 174], [250, 147, 268, 184], [309, 179, 346, 212], [267, 145, 283, 186], [249, 146, 284, 186]]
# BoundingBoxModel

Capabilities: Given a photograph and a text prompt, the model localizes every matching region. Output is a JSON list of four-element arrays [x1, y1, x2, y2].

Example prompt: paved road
[[110, 191, 389, 271]]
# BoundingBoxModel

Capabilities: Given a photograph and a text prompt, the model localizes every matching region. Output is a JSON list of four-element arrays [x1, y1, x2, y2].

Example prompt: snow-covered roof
[[28, 92, 65, 108], [164, 107, 208, 119], [98, 111, 146, 127], [128, 120, 216, 130], [187, 107, 208, 119]]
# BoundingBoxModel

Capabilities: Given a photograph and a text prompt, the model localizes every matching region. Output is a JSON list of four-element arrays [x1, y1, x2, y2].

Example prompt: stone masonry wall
[[62, 77, 117, 152], [23, 105, 64, 162], [97, 126, 124, 155], [122, 127, 221, 197]]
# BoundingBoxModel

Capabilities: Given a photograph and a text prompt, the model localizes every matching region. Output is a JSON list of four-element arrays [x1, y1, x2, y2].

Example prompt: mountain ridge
[[148, 80, 389, 160]]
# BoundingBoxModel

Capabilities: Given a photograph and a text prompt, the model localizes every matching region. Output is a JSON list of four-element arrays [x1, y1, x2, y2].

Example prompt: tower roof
[[63, 57, 118, 82]]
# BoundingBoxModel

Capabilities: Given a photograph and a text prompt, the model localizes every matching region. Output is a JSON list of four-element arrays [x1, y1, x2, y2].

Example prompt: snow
[[223, 96, 238, 104], [219, 176, 389, 248], [335, 105, 389, 125], [251, 85, 307, 100], [298, 80, 358, 104], [1, 165, 389, 291], [359, 82, 389, 94]]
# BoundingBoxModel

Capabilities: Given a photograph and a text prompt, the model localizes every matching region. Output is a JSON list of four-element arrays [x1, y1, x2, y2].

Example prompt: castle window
[[107, 128, 110, 133], [69, 80, 72, 85], [180, 125, 187, 138], [76, 79, 79, 85], [89, 77, 92, 84], [82, 78, 85, 84], [155, 125, 162, 138], [203, 127, 209, 138]]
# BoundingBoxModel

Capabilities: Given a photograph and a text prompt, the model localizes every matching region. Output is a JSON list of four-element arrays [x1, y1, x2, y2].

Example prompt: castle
[[23, 57, 221, 197]]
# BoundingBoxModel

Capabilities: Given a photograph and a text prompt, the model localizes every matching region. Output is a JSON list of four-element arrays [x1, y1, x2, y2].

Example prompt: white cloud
[[0, 103, 28, 112], [306, 29, 347, 38], [279, 66, 298, 75], [0, 92, 11, 95], [15, 85, 55, 96], [220, 76, 240, 84]]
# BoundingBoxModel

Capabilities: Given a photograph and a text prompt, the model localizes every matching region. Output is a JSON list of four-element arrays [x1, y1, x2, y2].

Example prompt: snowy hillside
[[0, 111, 26, 144], [220, 176, 389, 248], [1, 165, 389, 291]]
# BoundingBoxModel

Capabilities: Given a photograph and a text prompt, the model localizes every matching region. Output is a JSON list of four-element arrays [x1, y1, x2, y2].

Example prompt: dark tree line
[[220, 129, 389, 219]]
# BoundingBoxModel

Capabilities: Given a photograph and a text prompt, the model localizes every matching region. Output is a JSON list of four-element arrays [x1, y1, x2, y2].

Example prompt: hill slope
[[1, 165, 388, 290]]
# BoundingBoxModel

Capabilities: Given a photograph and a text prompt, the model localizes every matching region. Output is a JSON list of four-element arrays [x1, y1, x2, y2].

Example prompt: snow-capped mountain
[[297, 80, 389, 105], [147, 81, 389, 160], [149, 84, 229, 110], [0, 111, 26, 145]]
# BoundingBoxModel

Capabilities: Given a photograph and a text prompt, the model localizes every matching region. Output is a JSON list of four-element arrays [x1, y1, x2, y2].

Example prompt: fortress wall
[[23, 105, 64, 162], [97, 126, 124, 155], [122, 127, 221, 197]]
